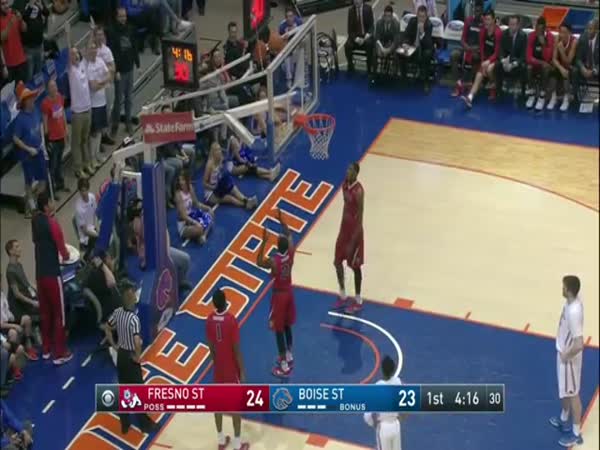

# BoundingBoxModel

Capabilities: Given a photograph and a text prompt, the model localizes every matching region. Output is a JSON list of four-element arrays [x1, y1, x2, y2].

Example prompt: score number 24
[[246, 390, 264, 407]]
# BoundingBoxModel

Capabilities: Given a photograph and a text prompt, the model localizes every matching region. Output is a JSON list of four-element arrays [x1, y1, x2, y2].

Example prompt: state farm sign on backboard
[[141, 111, 196, 144]]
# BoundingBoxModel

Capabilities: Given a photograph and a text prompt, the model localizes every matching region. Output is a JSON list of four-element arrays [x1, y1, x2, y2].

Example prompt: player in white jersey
[[549, 275, 585, 447], [364, 356, 403, 450]]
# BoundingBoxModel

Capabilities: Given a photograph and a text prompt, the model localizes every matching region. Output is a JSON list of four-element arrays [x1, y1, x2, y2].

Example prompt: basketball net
[[294, 113, 336, 160]]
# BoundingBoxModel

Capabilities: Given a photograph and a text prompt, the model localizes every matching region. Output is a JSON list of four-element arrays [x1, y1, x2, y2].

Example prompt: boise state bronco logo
[[272, 388, 293, 411], [156, 268, 174, 311]]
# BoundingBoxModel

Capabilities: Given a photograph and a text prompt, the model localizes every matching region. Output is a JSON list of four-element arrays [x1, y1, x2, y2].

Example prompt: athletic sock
[[233, 436, 242, 450], [467, 93, 473, 101], [573, 424, 580, 436], [560, 409, 569, 422], [217, 432, 226, 445], [285, 350, 293, 362], [356, 295, 362, 305], [339, 289, 346, 299]]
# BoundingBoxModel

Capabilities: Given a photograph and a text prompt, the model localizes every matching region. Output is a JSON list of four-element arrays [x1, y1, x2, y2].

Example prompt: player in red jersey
[[257, 209, 295, 378], [206, 289, 249, 450], [333, 162, 365, 314]]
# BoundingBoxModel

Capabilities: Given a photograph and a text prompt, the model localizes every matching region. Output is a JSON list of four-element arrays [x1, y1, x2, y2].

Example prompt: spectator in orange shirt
[[0, 0, 28, 84], [460, 10, 502, 108], [41, 79, 69, 193], [525, 16, 555, 110]]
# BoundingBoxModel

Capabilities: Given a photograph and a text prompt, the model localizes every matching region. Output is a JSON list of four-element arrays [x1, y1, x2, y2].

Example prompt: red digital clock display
[[161, 39, 198, 91], [250, 0, 266, 30], [243, 0, 270, 37]]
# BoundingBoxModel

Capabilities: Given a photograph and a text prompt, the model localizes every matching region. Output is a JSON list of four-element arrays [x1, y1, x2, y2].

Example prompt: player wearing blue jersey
[[364, 356, 404, 450], [226, 136, 280, 182]]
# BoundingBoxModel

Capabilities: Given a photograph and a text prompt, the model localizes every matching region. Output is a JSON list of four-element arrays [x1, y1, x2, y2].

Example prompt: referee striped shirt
[[108, 307, 141, 351]]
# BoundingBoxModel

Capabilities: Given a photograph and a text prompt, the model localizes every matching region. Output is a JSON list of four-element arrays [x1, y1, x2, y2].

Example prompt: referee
[[103, 279, 158, 435]]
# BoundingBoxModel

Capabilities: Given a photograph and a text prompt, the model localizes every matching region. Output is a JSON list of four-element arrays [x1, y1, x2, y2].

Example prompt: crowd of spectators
[[345, 0, 598, 106]]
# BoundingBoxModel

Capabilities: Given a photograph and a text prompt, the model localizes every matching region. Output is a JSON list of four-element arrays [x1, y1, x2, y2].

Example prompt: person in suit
[[495, 15, 527, 99], [572, 19, 599, 103], [344, 0, 375, 73], [374, 5, 400, 75], [401, 5, 434, 92]]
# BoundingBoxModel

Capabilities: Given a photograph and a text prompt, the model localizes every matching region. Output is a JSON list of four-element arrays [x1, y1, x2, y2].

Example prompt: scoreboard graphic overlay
[[96, 384, 505, 414]]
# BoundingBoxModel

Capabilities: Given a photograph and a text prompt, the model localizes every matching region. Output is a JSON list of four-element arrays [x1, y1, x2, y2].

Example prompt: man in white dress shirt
[[364, 356, 404, 450], [549, 275, 585, 448]]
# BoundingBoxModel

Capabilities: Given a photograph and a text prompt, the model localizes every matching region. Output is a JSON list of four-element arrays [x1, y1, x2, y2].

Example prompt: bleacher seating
[[0, 2, 194, 206]]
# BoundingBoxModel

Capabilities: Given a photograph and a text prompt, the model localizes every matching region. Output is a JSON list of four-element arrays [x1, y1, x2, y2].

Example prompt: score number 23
[[398, 389, 417, 408]]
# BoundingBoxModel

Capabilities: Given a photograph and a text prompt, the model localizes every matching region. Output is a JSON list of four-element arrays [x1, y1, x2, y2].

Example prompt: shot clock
[[161, 39, 199, 91]]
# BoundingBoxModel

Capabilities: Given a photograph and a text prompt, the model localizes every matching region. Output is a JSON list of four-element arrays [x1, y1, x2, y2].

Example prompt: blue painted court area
[[5, 76, 598, 449], [227, 287, 599, 450]]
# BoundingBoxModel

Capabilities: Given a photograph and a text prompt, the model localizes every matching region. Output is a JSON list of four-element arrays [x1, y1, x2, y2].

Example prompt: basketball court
[[139, 119, 599, 450]]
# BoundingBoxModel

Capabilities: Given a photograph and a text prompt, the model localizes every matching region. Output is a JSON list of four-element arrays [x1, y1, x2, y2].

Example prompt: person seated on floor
[[5, 240, 39, 324], [460, 9, 502, 108], [226, 135, 281, 182], [251, 86, 284, 137], [572, 19, 599, 104], [1, 346, 19, 396], [400, 5, 434, 93], [86, 250, 121, 324], [0, 334, 24, 383], [451, 0, 484, 97], [495, 15, 527, 99], [548, 22, 577, 111], [525, 16, 555, 110], [203, 142, 258, 210], [1, 399, 33, 449], [174, 173, 214, 245], [129, 198, 193, 290], [374, 5, 400, 68], [75, 177, 99, 261], [0, 278, 37, 363]]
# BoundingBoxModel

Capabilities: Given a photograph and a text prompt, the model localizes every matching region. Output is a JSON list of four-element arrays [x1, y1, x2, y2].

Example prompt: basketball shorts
[[214, 364, 241, 384], [557, 351, 582, 399], [22, 152, 47, 186], [376, 420, 401, 450], [334, 229, 364, 269], [269, 292, 296, 332]]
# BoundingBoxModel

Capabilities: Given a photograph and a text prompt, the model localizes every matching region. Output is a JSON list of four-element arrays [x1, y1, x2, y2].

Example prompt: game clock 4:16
[[421, 385, 503, 412]]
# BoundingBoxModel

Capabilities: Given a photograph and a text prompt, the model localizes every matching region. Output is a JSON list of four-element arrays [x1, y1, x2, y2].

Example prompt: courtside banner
[[141, 111, 196, 144], [95, 384, 505, 414]]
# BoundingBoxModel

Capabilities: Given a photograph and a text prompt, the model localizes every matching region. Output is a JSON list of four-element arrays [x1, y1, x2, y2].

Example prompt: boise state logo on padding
[[156, 268, 174, 311], [272, 388, 293, 411]]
